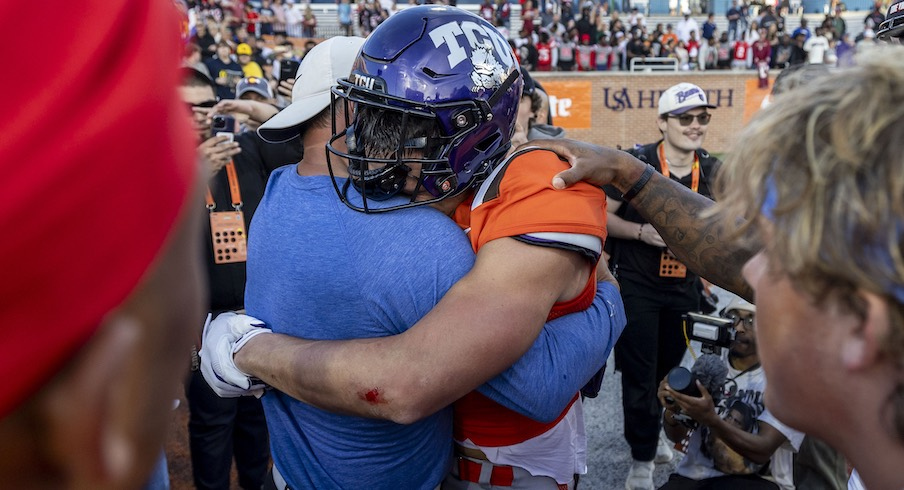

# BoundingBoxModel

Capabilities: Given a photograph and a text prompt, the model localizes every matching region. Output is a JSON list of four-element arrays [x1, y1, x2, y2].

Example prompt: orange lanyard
[[205, 161, 242, 210], [658, 143, 699, 193]]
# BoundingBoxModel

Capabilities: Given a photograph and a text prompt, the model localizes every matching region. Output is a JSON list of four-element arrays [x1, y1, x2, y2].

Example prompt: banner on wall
[[539, 80, 593, 129]]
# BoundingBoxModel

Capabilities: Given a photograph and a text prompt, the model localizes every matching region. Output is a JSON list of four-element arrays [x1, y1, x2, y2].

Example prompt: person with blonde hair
[[531, 47, 904, 490]]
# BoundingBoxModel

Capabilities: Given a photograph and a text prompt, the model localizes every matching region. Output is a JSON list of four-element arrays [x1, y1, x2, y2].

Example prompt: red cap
[[0, 0, 197, 418]]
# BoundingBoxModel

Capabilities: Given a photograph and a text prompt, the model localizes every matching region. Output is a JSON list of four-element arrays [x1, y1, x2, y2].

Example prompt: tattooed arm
[[524, 138, 754, 301]]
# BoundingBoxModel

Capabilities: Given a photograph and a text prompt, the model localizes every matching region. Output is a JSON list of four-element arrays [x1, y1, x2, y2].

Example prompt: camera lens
[[667, 366, 700, 397]]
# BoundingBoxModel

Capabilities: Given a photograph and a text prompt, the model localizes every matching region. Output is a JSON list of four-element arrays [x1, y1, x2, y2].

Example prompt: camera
[[211, 115, 236, 143], [683, 311, 735, 355]]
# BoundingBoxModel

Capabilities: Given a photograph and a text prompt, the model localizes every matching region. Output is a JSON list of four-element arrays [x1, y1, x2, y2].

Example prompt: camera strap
[[205, 161, 247, 264]]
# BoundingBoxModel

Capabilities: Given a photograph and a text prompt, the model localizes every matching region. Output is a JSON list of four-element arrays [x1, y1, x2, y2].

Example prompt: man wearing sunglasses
[[179, 67, 302, 490], [605, 82, 722, 490]]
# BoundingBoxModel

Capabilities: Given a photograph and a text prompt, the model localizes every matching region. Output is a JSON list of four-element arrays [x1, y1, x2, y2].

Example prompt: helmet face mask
[[879, 0, 904, 41], [326, 5, 522, 213]]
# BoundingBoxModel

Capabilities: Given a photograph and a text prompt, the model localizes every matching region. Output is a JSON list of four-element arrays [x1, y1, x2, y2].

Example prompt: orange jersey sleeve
[[468, 148, 608, 252]]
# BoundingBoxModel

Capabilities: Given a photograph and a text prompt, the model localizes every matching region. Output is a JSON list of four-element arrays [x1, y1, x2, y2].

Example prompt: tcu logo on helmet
[[428, 20, 513, 73]]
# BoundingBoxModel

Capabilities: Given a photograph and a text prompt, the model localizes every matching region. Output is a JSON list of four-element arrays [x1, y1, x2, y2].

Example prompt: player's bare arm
[[532, 138, 754, 301], [235, 236, 590, 423]]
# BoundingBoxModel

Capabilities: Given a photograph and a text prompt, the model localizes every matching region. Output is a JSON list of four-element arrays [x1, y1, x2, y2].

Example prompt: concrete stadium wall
[[532, 71, 773, 154]]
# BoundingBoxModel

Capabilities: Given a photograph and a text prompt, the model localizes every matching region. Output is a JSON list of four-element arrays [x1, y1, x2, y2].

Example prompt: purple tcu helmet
[[327, 5, 522, 213], [879, 0, 904, 40]]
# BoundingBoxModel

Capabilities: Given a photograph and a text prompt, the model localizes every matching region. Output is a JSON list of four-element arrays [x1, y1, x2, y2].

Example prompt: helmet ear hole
[[475, 133, 501, 152]]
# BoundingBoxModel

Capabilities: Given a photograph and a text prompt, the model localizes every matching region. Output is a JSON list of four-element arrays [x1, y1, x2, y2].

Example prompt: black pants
[[187, 370, 270, 490], [615, 278, 699, 462], [659, 473, 779, 490]]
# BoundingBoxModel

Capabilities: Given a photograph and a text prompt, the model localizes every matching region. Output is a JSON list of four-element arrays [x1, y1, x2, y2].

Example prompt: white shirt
[[676, 17, 700, 43], [804, 35, 830, 64], [674, 360, 804, 485]]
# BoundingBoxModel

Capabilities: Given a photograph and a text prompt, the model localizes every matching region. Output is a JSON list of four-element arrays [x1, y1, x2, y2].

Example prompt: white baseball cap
[[658, 82, 716, 115], [258, 36, 365, 143], [723, 296, 756, 315]]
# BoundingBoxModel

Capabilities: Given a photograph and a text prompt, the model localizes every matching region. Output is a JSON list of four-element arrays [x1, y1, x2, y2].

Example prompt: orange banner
[[540, 80, 593, 129]]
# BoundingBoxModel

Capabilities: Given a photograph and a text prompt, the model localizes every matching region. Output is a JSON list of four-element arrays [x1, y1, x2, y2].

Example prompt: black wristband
[[623, 164, 654, 202]]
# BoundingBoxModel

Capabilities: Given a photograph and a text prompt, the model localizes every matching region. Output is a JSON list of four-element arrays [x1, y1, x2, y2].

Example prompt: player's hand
[[198, 136, 241, 177], [516, 139, 646, 191], [199, 312, 272, 398]]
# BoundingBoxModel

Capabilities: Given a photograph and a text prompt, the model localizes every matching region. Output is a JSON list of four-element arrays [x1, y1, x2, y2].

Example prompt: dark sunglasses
[[666, 112, 712, 126], [187, 99, 218, 111]]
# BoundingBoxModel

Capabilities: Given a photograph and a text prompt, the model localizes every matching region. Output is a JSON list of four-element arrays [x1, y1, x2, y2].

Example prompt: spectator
[[558, 30, 578, 71], [234, 77, 276, 131], [302, 4, 317, 38], [181, 67, 301, 490], [803, 26, 829, 64], [606, 83, 722, 490], [732, 32, 750, 69], [0, 0, 202, 488], [338, 0, 354, 35], [479, 0, 495, 22], [496, 0, 512, 27], [726, 0, 741, 41], [702, 13, 717, 41], [864, 2, 885, 30], [258, 0, 275, 35], [658, 298, 805, 490], [753, 28, 771, 88], [661, 23, 679, 46], [184, 43, 213, 79], [716, 31, 732, 69], [831, 5, 847, 39], [788, 32, 807, 65], [792, 17, 811, 41], [676, 9, 700, 43], [236, 42, 264, 78], [193, 21, 218, 59], [205, 41, 244, 100], [536, 30, 555, 71]]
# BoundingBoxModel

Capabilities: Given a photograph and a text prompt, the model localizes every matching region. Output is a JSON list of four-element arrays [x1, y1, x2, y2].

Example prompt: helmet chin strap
[[477, 68, 522, 122]]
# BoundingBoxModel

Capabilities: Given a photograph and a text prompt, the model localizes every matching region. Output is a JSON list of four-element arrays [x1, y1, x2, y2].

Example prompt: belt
[[456, 456, 515, 487], [272, 465, 291, 490], [454, 443, 489, 461]]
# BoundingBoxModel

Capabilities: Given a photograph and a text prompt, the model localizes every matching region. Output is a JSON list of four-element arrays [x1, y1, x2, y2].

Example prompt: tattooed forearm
[[630, 173, 755, 301]]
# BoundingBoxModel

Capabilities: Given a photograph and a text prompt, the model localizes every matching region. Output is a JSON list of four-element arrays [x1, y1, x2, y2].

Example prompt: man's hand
[[659, 377, 720, 427], [199, 312, 272, 398], [210, 100, 280, 126], [640, 224, 667, 248], [515, 139, 647, 192], [198, 135, 241, 177], [276, 78, 295, 99]]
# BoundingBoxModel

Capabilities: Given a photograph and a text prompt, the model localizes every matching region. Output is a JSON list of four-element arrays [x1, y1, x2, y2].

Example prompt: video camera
[[683, 311, 735, 355]]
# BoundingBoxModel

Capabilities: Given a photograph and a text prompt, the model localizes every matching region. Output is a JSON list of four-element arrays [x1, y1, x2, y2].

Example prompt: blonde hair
[[711, 47, 904, 438], [711, 47, 904, 355]]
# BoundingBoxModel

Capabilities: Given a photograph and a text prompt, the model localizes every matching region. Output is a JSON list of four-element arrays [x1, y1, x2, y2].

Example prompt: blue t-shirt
[[245, 167, 627, 487], [246, 169, 474, 489]]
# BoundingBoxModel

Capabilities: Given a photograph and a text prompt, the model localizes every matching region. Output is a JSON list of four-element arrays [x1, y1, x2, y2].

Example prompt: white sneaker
[[625, 460, 654, 490], [654, 437, 674, 464]]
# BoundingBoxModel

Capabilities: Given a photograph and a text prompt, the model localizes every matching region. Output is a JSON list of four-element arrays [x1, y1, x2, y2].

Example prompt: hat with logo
[[658, 82, 717, 115], [259, 37, 365, 143], [237, 76, 273, 99], [236, 43, 253, 56]]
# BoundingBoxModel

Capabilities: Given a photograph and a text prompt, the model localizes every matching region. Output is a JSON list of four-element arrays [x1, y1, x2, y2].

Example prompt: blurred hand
[[198, 135, 241, 177], [277, 78, 295, 99], [640, 224, 666, 247]]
